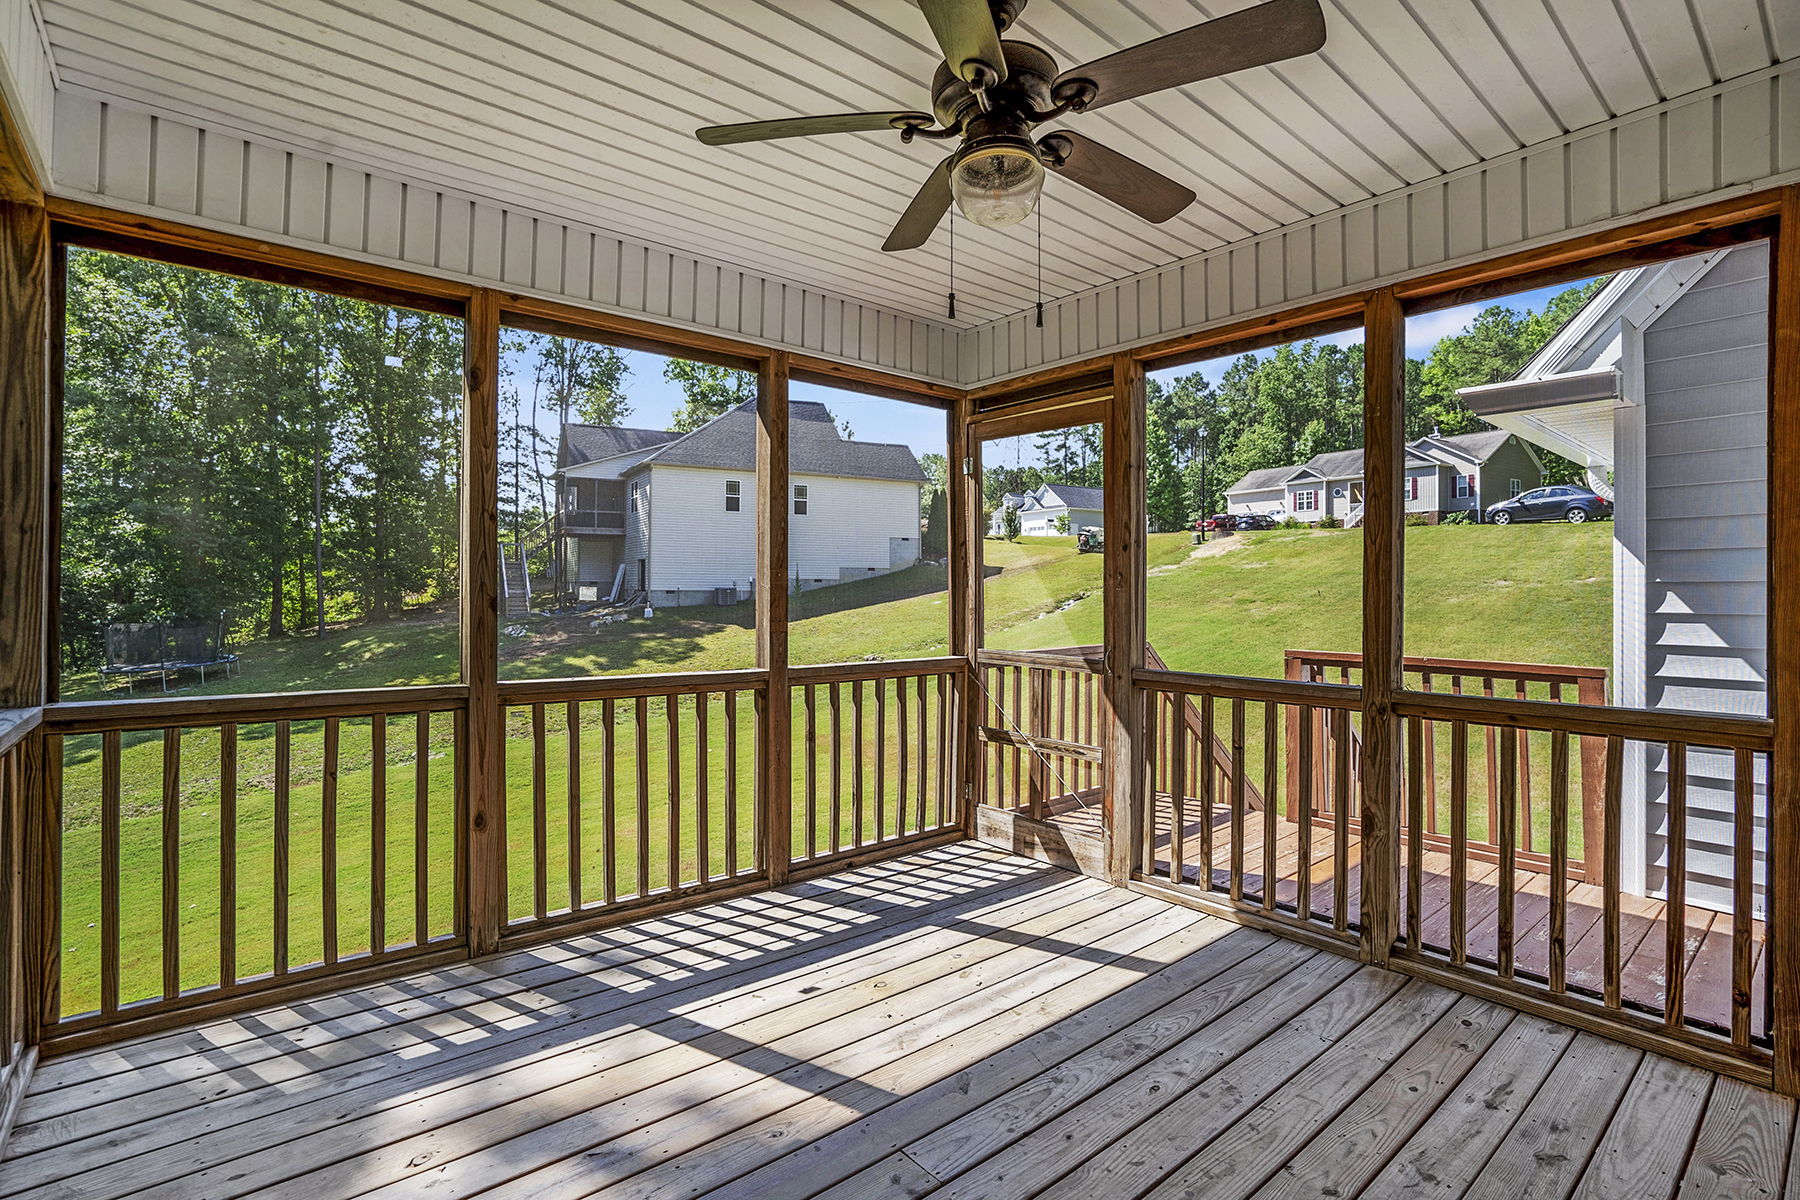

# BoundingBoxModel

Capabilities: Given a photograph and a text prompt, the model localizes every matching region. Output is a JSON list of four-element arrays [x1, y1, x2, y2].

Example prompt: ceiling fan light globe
[[949, 145, 1043, 229]]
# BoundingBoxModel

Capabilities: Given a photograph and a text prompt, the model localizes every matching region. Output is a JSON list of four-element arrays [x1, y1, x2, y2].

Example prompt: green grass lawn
[[57, 521, 1613, 1014]]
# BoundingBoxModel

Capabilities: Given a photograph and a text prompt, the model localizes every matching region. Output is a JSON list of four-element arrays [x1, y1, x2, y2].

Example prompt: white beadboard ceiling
[[30, 0, 1799, 328]]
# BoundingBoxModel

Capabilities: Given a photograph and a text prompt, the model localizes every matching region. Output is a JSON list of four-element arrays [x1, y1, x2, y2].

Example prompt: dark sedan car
[[1235, 512, 1277, 531], [1484, 485, 1613, 525]]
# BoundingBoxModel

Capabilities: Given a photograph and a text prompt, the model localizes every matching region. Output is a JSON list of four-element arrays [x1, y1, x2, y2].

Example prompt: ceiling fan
[[695, 0, 1327, 252]]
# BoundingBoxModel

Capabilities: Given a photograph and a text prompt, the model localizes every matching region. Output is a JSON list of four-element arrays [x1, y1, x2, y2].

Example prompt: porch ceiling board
[[30, 0, 1790, 331]]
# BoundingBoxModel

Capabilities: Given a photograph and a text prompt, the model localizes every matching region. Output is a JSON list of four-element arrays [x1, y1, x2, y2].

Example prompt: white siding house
[[1225, 432, 1542, 525], [1461, 244, 1769, 915], [990, 483, 1104, 537], [602, 399, 927, 608]]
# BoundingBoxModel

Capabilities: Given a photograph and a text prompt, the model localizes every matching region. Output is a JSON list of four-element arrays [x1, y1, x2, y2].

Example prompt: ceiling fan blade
[[696, 111, 929, 146], [883, 157, 955, 252], [1055, 0, 1325, 112], [919, 0, 1008, 84], [1042, 132, 1195, 223]]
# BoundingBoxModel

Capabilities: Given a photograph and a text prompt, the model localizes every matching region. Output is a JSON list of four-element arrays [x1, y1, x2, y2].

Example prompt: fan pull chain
[[947, 211, 957, 320], [1034, 197, 1044, 328]]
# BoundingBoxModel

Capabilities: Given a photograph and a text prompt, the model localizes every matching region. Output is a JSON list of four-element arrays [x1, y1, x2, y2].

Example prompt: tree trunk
[[270, 554, 286, 636]]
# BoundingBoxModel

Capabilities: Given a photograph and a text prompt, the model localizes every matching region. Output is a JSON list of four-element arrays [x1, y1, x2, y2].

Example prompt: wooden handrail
[[43, 685, 468, 731]]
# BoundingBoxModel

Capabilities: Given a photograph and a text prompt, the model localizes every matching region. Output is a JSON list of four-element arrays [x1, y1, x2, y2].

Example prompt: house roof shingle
[[1417, 429, 1515, 464], [1225, 465, 1303, 494], [1038, 483, 1104, 511], [559, 423, 681, 467], [1226, 429, 1517, 495], [622, 400, 927, 484]]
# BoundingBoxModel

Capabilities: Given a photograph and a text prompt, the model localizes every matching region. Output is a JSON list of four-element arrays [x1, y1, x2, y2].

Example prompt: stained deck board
[[4, 845, 1796, 1200]]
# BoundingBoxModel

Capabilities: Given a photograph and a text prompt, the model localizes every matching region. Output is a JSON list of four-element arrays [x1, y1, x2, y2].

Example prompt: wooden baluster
[[1482, 676, 1499, 839], [1449, 719, 1467, 967], [1170, 696, 1188, 886], [1406, 716, 1423, 950], [371, 713, 388, 953], [1550, 730, 1570, 995], [1578, 674, 1608, 882], [160, 727, 181, 1000], [1515, 679, 1534, 853], [666, 695, 681, 892], [916, 674, 930, 831], [852, 681, 867, 846], [418, 712, 433, 940], [322, 717, 340, 965], [1028, 668, 1049, 822], [1732, 746, 1755, 1047], [274, 721, 291, 976], [1142, 694, 1159, 876], [1666, 742, 1688, 1028], [1498, 722, 1517, 978], [829, 682, 843, 852], [601, 698, 617, 905], [874, 679, 887, 842], [563, 703, 581, 913], [219, 724, 237, 988], [1332, 707, 1350, 932], [724, 692, 739, 877], [895, 677, 909, 839], [100, 729, 120, 1013], [1603, 736, 1624, 1009], [1230, 699, 1246, 902], [1296, 708, 1313, 922], [937, 674, 951, 828], [696, 691, 710, 884], [1420, 673, 1439, 836], [1262, 702, 1278, 914], [635, 696, 650, 899], [804, 684, 818, 861], [529, 704, 546, 922]]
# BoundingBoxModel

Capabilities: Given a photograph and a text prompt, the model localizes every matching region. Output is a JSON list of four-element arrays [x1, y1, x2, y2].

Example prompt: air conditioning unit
[[714, 586, 738, 605]]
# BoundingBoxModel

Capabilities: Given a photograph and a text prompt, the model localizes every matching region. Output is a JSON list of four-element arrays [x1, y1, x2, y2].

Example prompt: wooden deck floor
[[1045, 792, 1769, 1037], [4, 842, 1795, 1199]]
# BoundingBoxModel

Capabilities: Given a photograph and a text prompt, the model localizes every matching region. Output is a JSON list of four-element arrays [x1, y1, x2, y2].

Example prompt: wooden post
[[949, 397, 981, 835], [1103, 355, 1147, 885], [1360, 288, 1404, 966], [1769, 186, 1800, 1094], [756, 352, 792, 883], [461, 287, 504, 956], [1576, 673, 1608, 883]]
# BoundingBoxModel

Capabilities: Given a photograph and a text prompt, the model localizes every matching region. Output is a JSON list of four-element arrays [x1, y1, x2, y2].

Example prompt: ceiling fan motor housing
[[931, 41, 1058, 130]]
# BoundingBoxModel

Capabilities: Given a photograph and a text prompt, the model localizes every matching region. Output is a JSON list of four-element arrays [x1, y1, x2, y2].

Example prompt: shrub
[[1318, 514, 1343, 529], [1404, 513, 1431, 527], [1277, 516, 1305, 529], [1440, 510, 1475, 526]]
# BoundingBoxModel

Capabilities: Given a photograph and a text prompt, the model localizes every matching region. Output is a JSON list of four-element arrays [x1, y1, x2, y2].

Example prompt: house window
[[1407, 477, 1420, 501], [793, 484, 809, 515], [724, 479, 741, 512], [1454, 474, 1475, 499], [1294, 490, 1318, 513], [1509, 478, 1523, 497]]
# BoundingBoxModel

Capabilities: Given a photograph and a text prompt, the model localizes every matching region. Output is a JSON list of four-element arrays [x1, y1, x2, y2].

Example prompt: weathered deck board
[[4, 845, 1795, 1200]]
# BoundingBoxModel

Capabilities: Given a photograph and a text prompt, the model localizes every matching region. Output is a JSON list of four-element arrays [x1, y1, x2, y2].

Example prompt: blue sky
[[509, 277, 1591, 469]]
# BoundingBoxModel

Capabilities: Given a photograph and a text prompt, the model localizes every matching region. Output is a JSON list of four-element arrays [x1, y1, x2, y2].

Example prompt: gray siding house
[[991, 483, 1105, 537], [1460, 244, 1769, 917], [1225, 430, 1543, 524]]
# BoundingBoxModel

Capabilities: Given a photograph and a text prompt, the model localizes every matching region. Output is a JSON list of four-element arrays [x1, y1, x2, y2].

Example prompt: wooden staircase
[[501, 557, 530, 617]]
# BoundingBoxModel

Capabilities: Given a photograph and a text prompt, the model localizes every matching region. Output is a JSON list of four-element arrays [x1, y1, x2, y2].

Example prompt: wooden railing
[[1286, 650, 1610, 881], [974, 649, 1104, 820], [37, 687, 469, 1048], [789, 659, 965, 866], [0, 712, 37, 1120]]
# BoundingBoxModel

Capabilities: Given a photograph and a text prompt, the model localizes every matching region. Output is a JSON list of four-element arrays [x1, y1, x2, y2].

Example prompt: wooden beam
[[1770, 186, 1800, 1095], [1102, 355, 1146, 885], [461, 287, 504, 956], [1360, 287, 1405, 966], [0, 85, 40, 206], [949, 396, 981, 836], [0, 201, 46, 710], [756, 351, 792, 883]]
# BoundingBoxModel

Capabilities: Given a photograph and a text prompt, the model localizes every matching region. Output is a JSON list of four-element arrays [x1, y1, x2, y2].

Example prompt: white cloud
[[1404, 302, 1485, 355]]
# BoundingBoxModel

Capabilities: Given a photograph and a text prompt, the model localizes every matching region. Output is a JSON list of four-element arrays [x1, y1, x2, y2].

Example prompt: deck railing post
[[1103, 355, 1147, 886], [460, 287, 504, 956], [756, 352, 792, 883], [950, 397, 981, 836], [1768, 185, 1800, 1094], [1359, 287, 1404, 966]]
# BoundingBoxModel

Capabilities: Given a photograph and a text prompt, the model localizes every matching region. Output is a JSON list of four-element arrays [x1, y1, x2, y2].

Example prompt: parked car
[[1200, 513, 1238, 533], [1235, 512, 1277, 531], [1484, 485, 1613, 525]]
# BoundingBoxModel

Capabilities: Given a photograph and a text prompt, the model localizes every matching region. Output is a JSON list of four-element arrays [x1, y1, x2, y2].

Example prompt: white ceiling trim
[[965, 63, 1800, 384], [50, 91, 964, 385], [0, 0, 56, 183]]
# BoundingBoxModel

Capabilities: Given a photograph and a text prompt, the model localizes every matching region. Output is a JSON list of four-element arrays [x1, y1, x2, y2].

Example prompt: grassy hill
[[53, 521, 1612, 1014]]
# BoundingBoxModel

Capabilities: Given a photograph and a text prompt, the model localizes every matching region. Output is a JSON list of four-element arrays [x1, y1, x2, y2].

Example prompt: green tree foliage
[[664, 359, 754, 431], [61, 249, 464, 667], [1000, 504, 1022, 541], [918, 452, 948, 493], [922, 488, 949, 558]]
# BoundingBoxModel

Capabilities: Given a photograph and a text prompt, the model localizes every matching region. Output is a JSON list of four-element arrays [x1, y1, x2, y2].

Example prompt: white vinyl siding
[[1630, 244, 1769, 917]]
